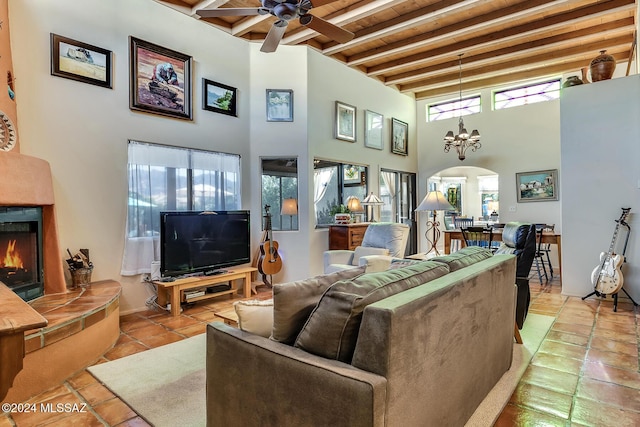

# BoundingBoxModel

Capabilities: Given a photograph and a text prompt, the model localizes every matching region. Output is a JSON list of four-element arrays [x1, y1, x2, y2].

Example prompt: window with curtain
[[122, 140, 241, 275], [313, 159, 367, 226]]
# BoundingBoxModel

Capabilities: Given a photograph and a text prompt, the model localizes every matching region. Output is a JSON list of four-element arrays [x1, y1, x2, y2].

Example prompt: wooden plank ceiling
[[155, 0, 637, 100]]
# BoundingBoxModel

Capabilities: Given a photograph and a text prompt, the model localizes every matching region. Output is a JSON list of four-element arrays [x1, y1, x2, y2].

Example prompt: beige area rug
[[466, 313, 555, 426], [88, 334, 207, 427], [88, 314, 554, 427]]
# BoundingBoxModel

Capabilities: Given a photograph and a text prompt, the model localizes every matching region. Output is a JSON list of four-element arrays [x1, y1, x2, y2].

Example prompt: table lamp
[[361, 192, 383, 222], [346, 196, 364, 222], [280, 198, 298, 229], [415, 190, 455, 255]]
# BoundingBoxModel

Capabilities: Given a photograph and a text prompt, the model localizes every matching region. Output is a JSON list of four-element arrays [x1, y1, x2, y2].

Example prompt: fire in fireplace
[[0, 207, 44, 301]]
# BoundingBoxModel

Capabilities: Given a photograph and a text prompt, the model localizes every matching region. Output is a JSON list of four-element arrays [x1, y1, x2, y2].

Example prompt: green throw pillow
[[270, 266, 366, 344], [294, 261, 449, 362]]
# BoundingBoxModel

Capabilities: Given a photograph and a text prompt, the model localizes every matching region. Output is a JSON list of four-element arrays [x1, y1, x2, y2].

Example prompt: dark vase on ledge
[[562, 76, 583, 88], [589, 50, 616, 82]]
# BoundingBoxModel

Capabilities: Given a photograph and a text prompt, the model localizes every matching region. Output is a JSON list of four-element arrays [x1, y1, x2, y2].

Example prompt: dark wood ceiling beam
[[365, 0, 635, 76], [339, 0, 565, 63], [317, 0, 483, 54], [399, 37, 632, 93], [413, 51, 629, 100], [385, 20, 634, 86]]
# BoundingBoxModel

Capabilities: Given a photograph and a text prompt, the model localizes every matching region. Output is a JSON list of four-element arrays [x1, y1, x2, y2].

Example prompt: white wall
[[307, 50, 417, 276], [8, 0, 417, 312], [417, 91, 562, 253], [10, 0, 252, 313], [560, 75, 640, 301], [248, 44, 310, 284]]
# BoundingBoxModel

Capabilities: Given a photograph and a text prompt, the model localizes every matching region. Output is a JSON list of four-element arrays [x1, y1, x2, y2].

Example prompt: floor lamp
[[416, 191, 455, 255], [361, 192, 383, 222], [281, 198, 298, 230]]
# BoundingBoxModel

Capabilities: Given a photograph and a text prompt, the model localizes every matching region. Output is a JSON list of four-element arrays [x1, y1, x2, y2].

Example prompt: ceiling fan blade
[[261, 21, 288, 53], [196, 8, 263, 18], [300, 15, 354, 44]]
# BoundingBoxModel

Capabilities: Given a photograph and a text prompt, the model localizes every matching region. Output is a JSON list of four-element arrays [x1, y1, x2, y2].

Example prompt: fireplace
[[0, 207, 44, 301]]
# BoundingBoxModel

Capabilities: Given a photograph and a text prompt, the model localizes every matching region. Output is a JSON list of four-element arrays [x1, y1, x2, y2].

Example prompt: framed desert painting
[[129, 36, 192, 120], [516, 169, 559, 202], [50, 33, 112, 88]]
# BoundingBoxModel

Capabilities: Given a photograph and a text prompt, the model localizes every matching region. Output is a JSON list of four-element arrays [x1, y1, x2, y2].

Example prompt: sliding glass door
[[380, 169, 417, 255]]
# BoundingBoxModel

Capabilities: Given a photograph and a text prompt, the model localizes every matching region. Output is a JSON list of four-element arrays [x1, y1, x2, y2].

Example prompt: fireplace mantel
[[0, 152, 66, 294]]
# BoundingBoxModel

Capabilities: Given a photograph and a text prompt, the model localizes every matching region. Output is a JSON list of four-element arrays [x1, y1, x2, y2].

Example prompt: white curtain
[[121, 141, 241, 275], [313, 167, 335, 217], [380, 171, 397, 221]]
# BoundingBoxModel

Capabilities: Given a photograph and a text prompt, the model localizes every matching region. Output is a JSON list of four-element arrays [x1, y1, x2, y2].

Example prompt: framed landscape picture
[[129, 36, 192, 120], [266, 89, 293, 122], [203, 79, 237, 117], [391, 117, 408, 155], [335, 101, 356, 142], [516, 169, 559, 202], [50, 33, 112, 88], [364, 110, 383, 150]]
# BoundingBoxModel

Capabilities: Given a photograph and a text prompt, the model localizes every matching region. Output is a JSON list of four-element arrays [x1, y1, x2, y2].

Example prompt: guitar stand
[[582, 216, 636, 312]]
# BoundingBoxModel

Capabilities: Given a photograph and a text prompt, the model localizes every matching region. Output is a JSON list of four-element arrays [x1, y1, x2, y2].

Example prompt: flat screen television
[[160, 210, 251, 278]]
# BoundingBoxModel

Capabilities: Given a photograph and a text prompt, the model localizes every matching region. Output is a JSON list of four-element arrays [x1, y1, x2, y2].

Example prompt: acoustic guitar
[[258, 205, 282, 284], [590, 207, 631, 295]]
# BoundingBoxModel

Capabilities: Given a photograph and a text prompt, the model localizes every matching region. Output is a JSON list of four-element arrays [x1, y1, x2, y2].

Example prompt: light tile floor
[[2, 277, 638, 426]]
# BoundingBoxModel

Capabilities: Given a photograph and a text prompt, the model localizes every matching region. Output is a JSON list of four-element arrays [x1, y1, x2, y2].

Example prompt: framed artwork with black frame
[[203, 79, 237, 117], [335, 101, 356, 142], [516, 169, 559, 202], [50, 33, 112, 88], [129, 36, 192, 120], [266, 89, 293, 122], [391, 117, 408, 155], [364, 110, 384, 150]]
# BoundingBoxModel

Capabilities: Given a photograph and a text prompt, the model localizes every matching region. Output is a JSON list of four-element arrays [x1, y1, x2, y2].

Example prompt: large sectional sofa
[[206, 247, 517, 426]]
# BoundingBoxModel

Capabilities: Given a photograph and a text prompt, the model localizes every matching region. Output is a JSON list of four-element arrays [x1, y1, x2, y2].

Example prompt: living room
[[2, 0, 640, 425], [8, 0, 638, 313]]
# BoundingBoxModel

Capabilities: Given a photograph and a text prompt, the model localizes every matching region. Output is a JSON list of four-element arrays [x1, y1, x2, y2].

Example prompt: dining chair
[[450, 216, 473, 252], [460, 226, 494, 251], [532, 224, 555, 283]]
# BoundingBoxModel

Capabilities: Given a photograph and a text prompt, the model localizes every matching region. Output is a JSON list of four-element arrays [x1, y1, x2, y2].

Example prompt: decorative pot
[[562, 75, 583, 88], [589, 50, 615, 82]]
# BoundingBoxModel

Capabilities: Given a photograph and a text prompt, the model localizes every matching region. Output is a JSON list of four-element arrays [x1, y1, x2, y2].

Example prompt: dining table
[[443, 228, 562, 276]]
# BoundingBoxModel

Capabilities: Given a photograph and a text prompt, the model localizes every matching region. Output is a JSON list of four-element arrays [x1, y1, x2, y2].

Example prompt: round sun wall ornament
[[0, 110, 17, 151]]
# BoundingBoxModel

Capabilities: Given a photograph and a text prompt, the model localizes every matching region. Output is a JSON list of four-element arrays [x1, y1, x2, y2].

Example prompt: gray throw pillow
[[294, 261, 449, 362], [270, 266, 366, 344], [429, 246, 492, 271]]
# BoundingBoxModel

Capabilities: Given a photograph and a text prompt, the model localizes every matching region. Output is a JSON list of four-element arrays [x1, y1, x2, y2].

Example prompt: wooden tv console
[[154, 266, 256, 316]]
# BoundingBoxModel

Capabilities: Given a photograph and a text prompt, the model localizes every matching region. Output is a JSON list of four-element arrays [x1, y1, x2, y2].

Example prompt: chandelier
[[444, 54, 480, 161]]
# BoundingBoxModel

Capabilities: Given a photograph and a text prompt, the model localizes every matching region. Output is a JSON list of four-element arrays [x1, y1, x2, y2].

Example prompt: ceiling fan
[[196, 0, 355, 53]]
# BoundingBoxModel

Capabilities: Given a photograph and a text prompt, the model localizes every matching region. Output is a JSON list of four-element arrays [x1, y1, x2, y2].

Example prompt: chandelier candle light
[[416, 191, 455, 255], [444, 54, 481, 161], [361, 192, 383, 222]]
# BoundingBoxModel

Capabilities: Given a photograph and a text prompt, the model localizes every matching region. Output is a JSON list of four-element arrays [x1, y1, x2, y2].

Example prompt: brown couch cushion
[[429, 246, 492, 271], [270, 266, 366, 344], [294, 261, 449, 362]]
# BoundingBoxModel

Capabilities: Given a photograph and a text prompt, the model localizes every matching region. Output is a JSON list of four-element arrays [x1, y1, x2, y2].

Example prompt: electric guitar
[[590, 208, 631, 295], [258, 205, 282, 282]]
